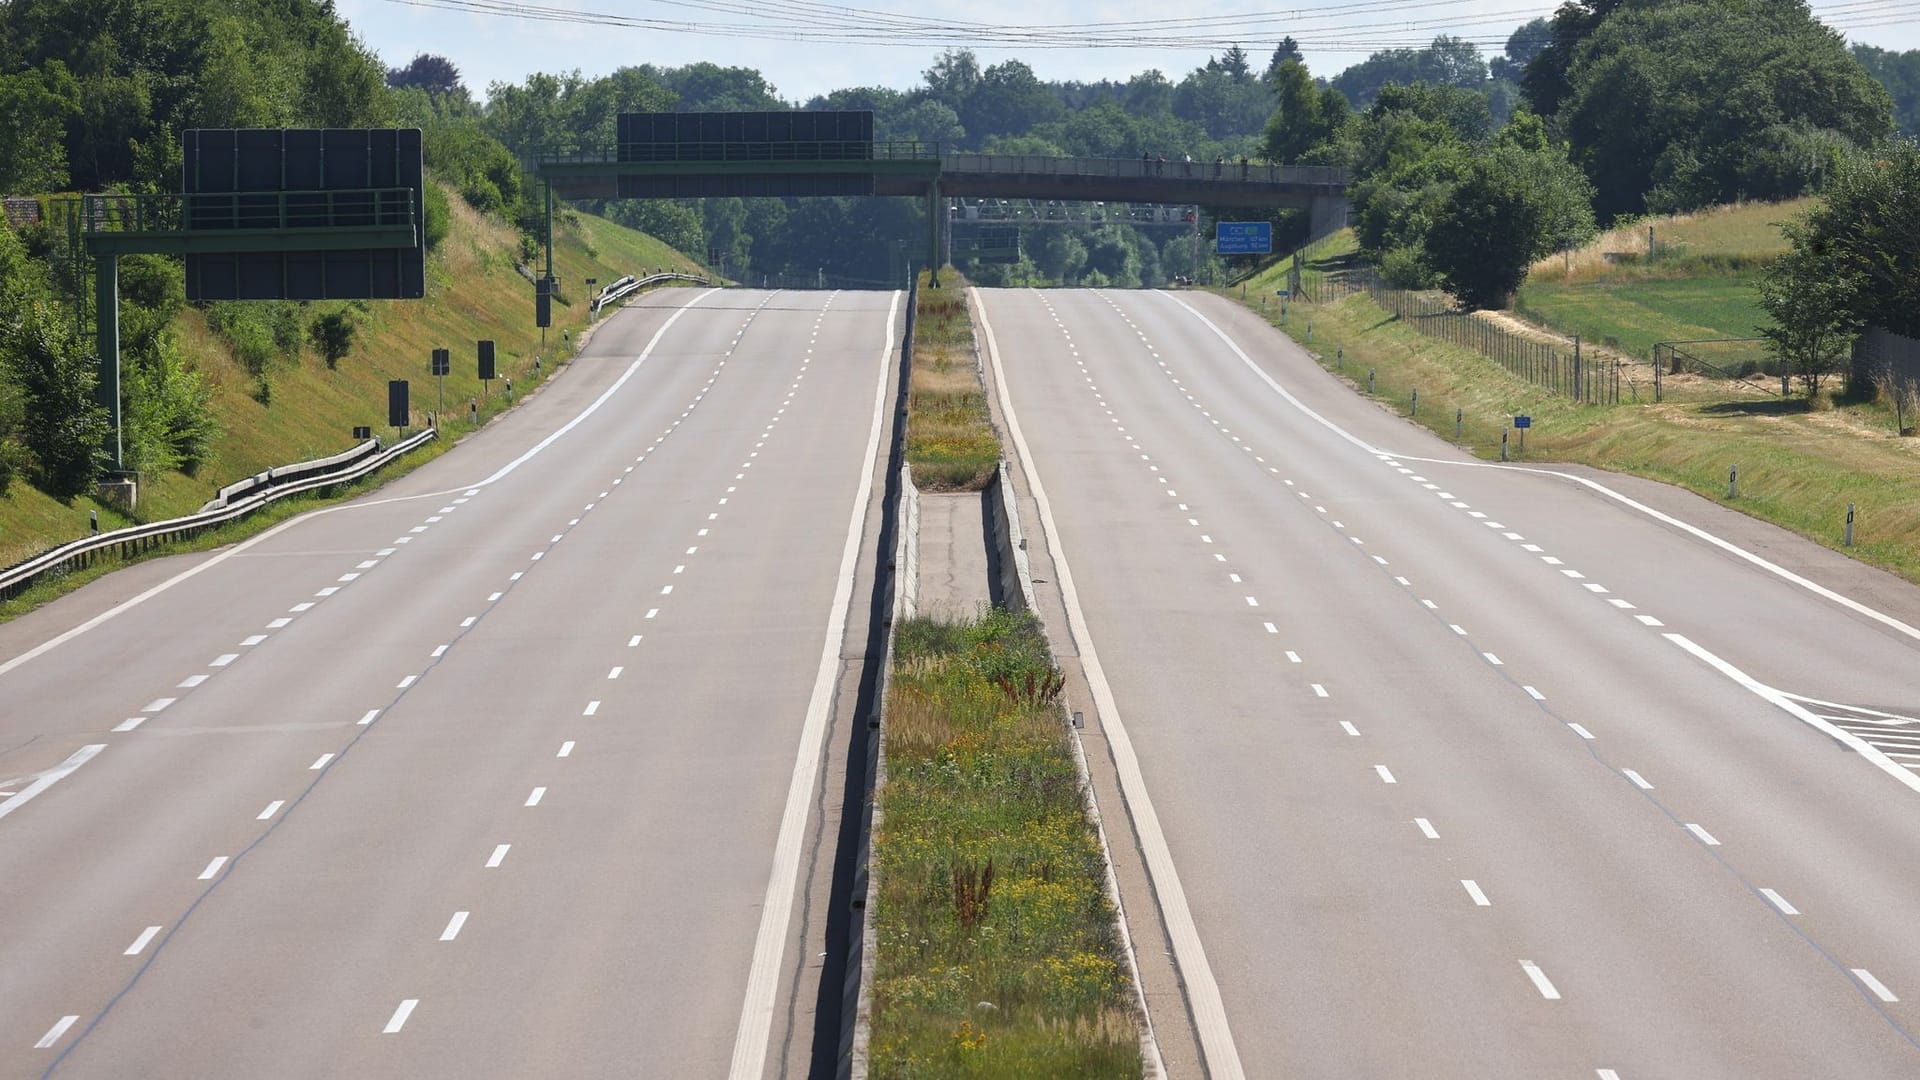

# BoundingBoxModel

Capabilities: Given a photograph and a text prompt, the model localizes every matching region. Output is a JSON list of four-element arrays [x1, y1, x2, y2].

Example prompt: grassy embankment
[[1222, 209, 1920, 584], [0, 187, 704, 593], [872, 271, 1141, 1076], [905, 270, 999, 491]]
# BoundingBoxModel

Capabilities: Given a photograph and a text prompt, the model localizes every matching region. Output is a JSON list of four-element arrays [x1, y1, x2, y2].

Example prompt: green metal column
[[94, 253, 122, 471], [544, 178, 555, 282], [926, 178, 941, 288]]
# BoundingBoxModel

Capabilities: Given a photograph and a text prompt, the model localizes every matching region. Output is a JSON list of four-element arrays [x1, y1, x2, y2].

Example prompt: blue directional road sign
[[1216, 221, 1273, 255], [1513, 415, 1532, 429]]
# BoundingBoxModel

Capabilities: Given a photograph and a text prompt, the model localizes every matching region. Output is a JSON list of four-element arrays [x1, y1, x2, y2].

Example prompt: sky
[[336, 0, 1920, 103]]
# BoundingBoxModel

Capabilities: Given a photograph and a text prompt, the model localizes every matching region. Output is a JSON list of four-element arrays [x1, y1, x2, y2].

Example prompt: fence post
[[1573, 335, 1583, 404]]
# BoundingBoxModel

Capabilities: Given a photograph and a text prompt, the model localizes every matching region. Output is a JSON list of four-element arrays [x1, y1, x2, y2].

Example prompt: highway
[[980, 287, 1920, 1079], [0, 287, 899, 1079]]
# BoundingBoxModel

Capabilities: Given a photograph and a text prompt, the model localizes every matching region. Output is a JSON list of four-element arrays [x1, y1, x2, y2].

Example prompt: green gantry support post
[[94, 252, 122, 472], [927, 178, 941, 288]]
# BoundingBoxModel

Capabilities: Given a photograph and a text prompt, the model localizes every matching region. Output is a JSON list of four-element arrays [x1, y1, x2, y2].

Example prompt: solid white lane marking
[[730, 290, 900, 1080], [211, 653, 239, 667], [441, 912, 469, 941], [143, 698, 175, 712], [1521, 960, 1562, 999], [359, 709, 380, 726], [1340, 721, 1361, 737], [257, 800, 284, 820], [198, 856, 228, 880], [1760, 888, 1800, 915], [124, 926, 162, 955], [1415, 818, 1440, 839], [1854, 969, 1899, 1002], [558, 741, 575, 758], [177, 674, 208, 688], [309, 754, 334, 770], [35, 1016, 79, 1049], [1312, 684, 1329, 698], [583, 701, 600, 716], [0, 744, 106, 823], [112, 718, 144, 732], [1462, 880, 1490, 906], [383, 999, 418, 1033], [1375, 765, 1397, 783], [1568, 723, 1596, 740], [486, 844, 510, 868], [1665, 633, 1920, 796], [1623, 769, 1653, 789], [1524, 686, 1546, 700], [1686, 823, 1721, 846], [525, 787, 546, 807]]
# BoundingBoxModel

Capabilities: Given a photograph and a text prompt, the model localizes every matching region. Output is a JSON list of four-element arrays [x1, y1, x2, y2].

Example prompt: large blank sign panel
[[183, 129, 424, 301]]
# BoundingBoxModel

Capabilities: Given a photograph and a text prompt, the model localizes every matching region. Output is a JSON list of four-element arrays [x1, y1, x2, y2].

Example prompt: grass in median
[[1216, 235, 1920, 585], [870, 610, 1141, 1079], [906, 269, 1001, 491]]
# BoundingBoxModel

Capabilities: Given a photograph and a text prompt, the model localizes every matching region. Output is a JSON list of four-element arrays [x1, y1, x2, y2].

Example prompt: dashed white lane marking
[[396, 675, 417, 689], [583, 701, 600, 716], [240, 635, 266, 646], [35, 1016, 79, 1049], [1622, 769, 1654, 790], [383, 999, 418, 1033], [1461, 880, 1491, 907], [1311, 684, 1329, 698], [1244, 596, 1258, 607], [123, 925, 163, 956], [557, 741, 575, 758], [1597, 1070, 1622, 1079], [1685, 823, 1721, 846], [210, 653, 238, 667], [309, 754, 334, 770], [257, 800, 284, 820], [607, 666, 623, 679], [1521, 960, 1562, 999], [627, 635, 642, 647], [359, 709, 380, 726], [1285, 651, 1301, 663], [485, 844, 510, 868], [176, 674, 207, 689], [460, 617, 477, 628], [488, 592, 503, 602], [525, 787, 546, 807], [431, 645, 448, 658], [1760, 888, 1800, 915], [1340, 721, 1361, 737], [143, 697, 175, 713], [645, 608, 659, 619], [661, 585, 673, 595], [1375, 765, 1397, 784], [1450, 624, 1468, 636], [1854, 968, 1900, 1002], [0, 744, 107, 822], [197, 856, 228, 880], [1568, 723, 1596, 740], [1636, 615, 1665, 626], [440, 912, 469, 941], [1483, 652, 1503, 665], [1415, 818, 1440, 839], [1523, 686, 1546, 701], [1263, 622, 1277, 634]]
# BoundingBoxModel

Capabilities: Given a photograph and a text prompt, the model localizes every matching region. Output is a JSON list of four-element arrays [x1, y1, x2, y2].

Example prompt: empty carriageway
[[0, 287, 902, 1079], [982, 285, 1920, 1079]]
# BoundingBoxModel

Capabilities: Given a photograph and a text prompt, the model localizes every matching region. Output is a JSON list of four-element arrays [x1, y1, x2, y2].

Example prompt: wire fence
[[1287, 270, 1620, 404]]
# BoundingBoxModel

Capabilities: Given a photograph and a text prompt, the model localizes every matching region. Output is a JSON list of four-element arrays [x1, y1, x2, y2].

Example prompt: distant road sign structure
[[1215, 221, 1273, 255]]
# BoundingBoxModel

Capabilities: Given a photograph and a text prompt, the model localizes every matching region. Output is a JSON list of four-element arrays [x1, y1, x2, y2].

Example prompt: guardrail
[[1, 429, 437, 603], [941, 153, 1349, 187], [589, 271, 712, 316]]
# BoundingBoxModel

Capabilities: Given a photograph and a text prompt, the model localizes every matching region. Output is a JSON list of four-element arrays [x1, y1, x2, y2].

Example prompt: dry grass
[[1528, 198, 1807, 285], [907, 269, 1002, 491]]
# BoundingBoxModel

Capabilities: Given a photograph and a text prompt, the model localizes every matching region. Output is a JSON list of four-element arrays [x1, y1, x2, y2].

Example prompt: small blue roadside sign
[[1215, 221, 1273, 255], [1513, 415, 1532, 428]]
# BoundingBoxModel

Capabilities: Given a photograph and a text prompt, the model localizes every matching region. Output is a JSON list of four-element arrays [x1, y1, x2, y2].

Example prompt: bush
[[2, 297, 105, 497], [1379, 245, 1435, 289], [307, 309, 357, 369], [422, 180, 451, 250], [124, 334, 218, 477]]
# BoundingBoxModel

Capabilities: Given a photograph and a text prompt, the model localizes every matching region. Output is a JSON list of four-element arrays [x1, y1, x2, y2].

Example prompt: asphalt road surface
[[981, 287, 1920, 1080], [0, 287, 898, 1079]]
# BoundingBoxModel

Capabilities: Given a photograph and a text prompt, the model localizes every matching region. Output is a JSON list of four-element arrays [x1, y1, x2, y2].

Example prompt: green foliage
[[2, 294, 104, 498], [1757, 217, 1864, 396], [123, 333, 217, 477], [307, 309, 358, 370], [1852, 45, 1920, 136], [422, 180, 451, 250], [205, 301, 299, 375], [1555, 0, 1895, 220], [1331, 34, 1490, 108], [1426, 144, 1597, 309], [0, 61, 79, 192], [1262, 60, 1348, 162], [1792, 137, 1920, 338]]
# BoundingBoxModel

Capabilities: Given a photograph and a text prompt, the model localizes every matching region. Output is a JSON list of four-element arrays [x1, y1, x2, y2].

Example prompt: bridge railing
[[941, 154, 1349, 187], [534, 141, 941, 167]]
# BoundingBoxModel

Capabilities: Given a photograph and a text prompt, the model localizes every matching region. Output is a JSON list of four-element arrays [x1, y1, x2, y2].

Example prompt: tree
[[1331, 36, 1488, 108], [1491, 18, 1553, 83], [1555, 0, 1894, 219], [1784, 137, 1920, 338], [1851, 45, 1920, 136], [2, 296, 104, 498], [0, 62, 78, 192], [387, 54, 465, 99], [308, 310, 357, 370], [1520, 0, 1624, 119], [1219, 45, 1253, 82], [1424, 139, 1596, 309], [1757, 219, 1864, 396], [1265, 38, 1304, 83], [1263, 61, 1347, 162]]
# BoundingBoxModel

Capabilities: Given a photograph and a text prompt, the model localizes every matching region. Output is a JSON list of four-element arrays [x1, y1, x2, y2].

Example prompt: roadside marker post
[[1368, 369, 1376, 395], [1501, 429, 1510, 461], [1729, 463, 1738, 499], [1847, 504, 1856, 547]]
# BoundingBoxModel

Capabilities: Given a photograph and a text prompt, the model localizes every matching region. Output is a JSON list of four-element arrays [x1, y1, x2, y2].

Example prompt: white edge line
[[727, 289, 899, 1080], [1664, 633, 1920, 796], [0, 289, 719, 679], [981, 289, 1243, 1080], [0, 744, 106, 822]]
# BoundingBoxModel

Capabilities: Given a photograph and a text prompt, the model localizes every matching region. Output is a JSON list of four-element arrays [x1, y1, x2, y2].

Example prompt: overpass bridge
[[534, 134, 1348, 283]]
